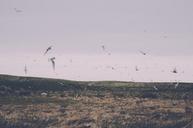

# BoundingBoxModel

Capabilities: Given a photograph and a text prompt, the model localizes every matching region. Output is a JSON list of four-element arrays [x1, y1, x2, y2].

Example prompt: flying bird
[[49, 57, 56, 71], [172, 68, 178, 74], [24, 65, 27, 75], [153, 86, 158, 91], [106, 66, 115, 70], [174, 82, 179, 89], [135, 66, 139, 71], [139, 50, 147, 55], [101, 45, 106, 51], [163, 35, 168, 39], [101, 44, 111, 55], [44, 46, 53, 55], [14, 8, 22, 13]]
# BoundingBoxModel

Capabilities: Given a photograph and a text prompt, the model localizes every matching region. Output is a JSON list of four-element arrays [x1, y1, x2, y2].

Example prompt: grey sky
[[1, 0, 193, 81], [0, 0, 193, 55]]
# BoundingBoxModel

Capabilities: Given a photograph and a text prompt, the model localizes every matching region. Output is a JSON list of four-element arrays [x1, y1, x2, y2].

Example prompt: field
[[0, 74, 193, 128]]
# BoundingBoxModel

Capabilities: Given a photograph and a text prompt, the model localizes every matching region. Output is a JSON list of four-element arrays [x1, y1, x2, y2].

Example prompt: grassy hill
[[0, 74, 193, 128]]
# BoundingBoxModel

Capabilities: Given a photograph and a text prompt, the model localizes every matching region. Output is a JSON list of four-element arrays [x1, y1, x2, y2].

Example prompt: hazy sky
[[0, 0, 193, 81], [1, 0, 193, 55]]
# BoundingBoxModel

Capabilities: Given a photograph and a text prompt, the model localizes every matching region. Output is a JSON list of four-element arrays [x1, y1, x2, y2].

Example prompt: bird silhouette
[[49, 57, 56, 71], [139, 50, 147, 55], [172, 68, 178, 74], [44, 46, 53, 55], [101, 45, 106, 51], [135, 66, 139, 71], [101, 44, 111, 55], [14, 8, 22, 13], [24, 65, 27, 75]]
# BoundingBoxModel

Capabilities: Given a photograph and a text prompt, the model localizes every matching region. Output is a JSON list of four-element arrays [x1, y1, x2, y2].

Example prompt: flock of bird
[[14, 7, 179, 77], [44, 46, 56, 71], [15, 7, 180, 89], [24, 44, 179, 78], [24, 45, 56, 74], [26, 44, 181, 91]]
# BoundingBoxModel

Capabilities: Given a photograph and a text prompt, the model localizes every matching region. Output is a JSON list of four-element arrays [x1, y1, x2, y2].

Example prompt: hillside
[[0, 74, 193, 128]]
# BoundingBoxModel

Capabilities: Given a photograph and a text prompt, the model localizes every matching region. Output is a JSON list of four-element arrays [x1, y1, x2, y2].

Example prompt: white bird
[[44, 46, 53, 55], [41, 92, 47, 96], [58, 82, 64, 85], [153, 86, 158, 91], [174, 82, 179, 89], [49, 57, 56, 71]]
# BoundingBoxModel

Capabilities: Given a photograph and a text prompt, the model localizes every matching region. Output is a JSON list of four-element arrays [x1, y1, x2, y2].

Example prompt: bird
[[174, 82, 179, 89], [106, 66, 115, 70], [135, 66, 139, 71], [101, 44, 111, 55], [41, 92, 48, 96], [101, 45, 106, 51], [153, 86, 158, 91], [14, 8, 22, 13], [44, 46, 53, 55], [58, 82, 65, 86], [139, 50, 147, 55], [49, 57, 56, 71], [24, 65, 27, 75], [172, 68, 178, 74]]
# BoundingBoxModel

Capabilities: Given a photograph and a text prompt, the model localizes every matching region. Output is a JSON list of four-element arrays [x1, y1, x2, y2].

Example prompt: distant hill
[[0, 74, 193, 128], [0, 74, 193, 99]]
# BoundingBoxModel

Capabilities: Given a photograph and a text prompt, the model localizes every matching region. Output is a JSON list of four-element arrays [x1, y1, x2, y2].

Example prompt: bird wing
[[44, 47, 51, 55], [51, 60, 55, 70], [44, 49, 49, 55]]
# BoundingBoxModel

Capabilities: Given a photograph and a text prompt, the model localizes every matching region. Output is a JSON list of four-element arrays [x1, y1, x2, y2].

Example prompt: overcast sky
[[0, 0, 193, 81]]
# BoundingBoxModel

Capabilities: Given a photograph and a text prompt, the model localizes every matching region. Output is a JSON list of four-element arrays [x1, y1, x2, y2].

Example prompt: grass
[[0, 74, 193, 128]]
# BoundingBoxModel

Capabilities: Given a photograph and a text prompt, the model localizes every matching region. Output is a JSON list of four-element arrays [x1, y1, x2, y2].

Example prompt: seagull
[[49, 57, 56, 71], [174, 82, 179, 89], [44, 46, 53, 55], [106, 66, 115, 70], [101, 45, 106, 51], [139, 50, 147, 55], [14, 8, 22, 13], [24, 65, 27, 75], [135, 66, 139, 71], [172, 68, 178, 74], [153, 86, 158, 91], [101, 44, 111, 55]]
